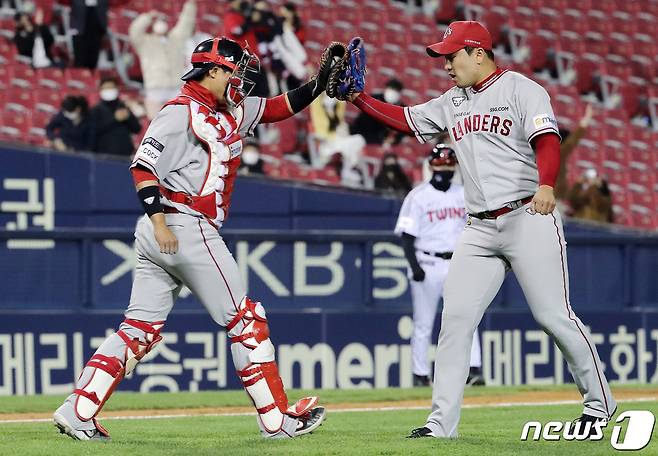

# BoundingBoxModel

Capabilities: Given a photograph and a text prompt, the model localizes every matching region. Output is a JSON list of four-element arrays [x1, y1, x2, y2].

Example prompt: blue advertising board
[[1, 310, 657, 395]]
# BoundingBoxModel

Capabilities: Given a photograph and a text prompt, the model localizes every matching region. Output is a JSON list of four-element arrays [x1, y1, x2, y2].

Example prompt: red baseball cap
[[426, 21, 492, 57]]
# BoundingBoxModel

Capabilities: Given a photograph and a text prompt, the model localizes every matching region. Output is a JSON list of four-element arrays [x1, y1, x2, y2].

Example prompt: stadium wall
[[1, 147, 658, 394]]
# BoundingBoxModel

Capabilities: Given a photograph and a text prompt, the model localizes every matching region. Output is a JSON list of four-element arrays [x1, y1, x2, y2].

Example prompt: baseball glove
[[327, 37, 367, 101], [311, 41, 348, 98]]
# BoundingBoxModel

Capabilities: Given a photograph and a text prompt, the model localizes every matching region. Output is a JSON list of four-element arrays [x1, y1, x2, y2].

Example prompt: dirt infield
[[2, 387, 656, 422]]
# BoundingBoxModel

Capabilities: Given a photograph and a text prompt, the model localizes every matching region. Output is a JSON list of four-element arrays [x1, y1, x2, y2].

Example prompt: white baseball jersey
[[404, 69, 560, 213], [394, 182, 466, 253]]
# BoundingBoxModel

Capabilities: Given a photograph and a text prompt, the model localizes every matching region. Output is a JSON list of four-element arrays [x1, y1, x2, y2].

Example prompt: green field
[[1, 385, 656, 455]]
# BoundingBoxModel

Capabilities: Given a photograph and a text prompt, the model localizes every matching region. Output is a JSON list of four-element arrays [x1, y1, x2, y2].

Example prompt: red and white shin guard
[[228, 297, 318, 434], [73, 319, 164, 421]]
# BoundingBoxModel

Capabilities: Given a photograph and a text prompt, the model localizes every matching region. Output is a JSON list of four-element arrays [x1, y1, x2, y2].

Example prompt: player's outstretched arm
[[132, 167, 178, 254], [349, 92, 414, 135], [258, 42, 346, 124]]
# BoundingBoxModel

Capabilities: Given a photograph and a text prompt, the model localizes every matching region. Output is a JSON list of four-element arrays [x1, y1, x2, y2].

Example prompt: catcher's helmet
[[181, 37, 260, 107], [429, 144, 457, 167], [182, 37, 244, 80]]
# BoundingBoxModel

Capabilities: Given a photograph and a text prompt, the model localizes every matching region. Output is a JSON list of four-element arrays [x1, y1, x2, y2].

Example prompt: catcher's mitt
[[327, 37, 367, 101], [312, 41, 348, 98]]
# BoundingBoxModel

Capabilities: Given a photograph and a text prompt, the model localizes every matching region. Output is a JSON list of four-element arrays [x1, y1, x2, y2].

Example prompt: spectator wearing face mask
[[89, 77, 142, 157], [14, 8, 54, 68], [567, 168, 613, 223], [351, 79, 405, 147], [45, 95, 95, 152], [129, 0, 197, 119], [239, 139, 266, 175], [374, 152, 412, 197]]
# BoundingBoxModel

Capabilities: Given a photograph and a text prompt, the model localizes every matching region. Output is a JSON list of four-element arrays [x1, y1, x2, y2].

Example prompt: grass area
[[2, 383, 655, 414], [1, 386, 657, 455]]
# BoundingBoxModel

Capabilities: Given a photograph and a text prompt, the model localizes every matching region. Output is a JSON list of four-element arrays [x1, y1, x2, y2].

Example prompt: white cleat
[[295, 406, 326, 436], [53, 411, 111, 441]]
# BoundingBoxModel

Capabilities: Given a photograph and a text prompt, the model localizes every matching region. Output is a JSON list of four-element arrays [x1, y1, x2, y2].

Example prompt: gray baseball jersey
[[400, 69, 615, 438], [56, 94, 302, 439], [131, 96, 265, 227], [404, 69, 560, 213]]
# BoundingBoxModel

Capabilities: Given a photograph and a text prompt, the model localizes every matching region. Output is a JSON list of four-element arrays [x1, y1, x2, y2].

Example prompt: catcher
[[52, 37, 348, 441]]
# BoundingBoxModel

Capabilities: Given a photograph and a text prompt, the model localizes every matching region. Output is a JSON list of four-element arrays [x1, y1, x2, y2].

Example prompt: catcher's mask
[[181, 37, 260, 108], [429, 144, 457, 168]]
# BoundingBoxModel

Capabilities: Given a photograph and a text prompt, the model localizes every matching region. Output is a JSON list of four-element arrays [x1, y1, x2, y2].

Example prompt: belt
[[163, 206, 219, 230], [420, 251, 453, 260], [469, 196, 533, 220]]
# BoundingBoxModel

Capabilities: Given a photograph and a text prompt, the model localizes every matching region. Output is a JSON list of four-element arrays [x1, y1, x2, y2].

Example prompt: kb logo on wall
[[520, 411, 656, 450]]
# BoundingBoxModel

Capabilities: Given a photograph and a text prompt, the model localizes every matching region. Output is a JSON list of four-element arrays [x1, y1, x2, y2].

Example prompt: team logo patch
[[452, 96, 466, 107], [532, 113, 557, 129], [225, 55, 234, 62], [443, 27, 452, 39], [137, 137, 164, 165], [142, 136, 164, 152]]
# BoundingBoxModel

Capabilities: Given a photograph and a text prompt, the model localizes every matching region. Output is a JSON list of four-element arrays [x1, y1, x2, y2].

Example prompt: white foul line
[[1, 397, 655, 425]]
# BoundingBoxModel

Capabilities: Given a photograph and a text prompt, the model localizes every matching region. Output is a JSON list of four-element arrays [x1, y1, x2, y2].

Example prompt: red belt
[[470, 196, 533, 220]]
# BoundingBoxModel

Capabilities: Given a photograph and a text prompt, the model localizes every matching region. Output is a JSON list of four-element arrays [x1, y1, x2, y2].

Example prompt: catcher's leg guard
[[227, 297, 319, 436], [72, 319, 164, 422]]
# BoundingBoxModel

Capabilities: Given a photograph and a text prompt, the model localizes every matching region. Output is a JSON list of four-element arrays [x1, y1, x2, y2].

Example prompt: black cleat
[[407, 426, 435, 438], [568, 414, 608, 438], [466, 367, 486, 386], [413, 374, 431, 387]]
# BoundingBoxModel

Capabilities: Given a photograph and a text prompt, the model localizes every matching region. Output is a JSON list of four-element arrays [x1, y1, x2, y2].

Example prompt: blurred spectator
[[567, 168, 613, 223], [374, 152, 412, 197], [280, 2, 305, 44], [270, 2, 307, 91], [129, 0, 196, 118], [239, 139, 265, 175], [90, 77, 141, 157], [351, 79, 405, 146], [223, 0, 270, 97], [68, 0, 130, 69], [14, 9, 54, 68], [555, 104, 593, 200], [224, 0, 259, 53], [45, 95, 95, 152], [310, 93, 366, 186]]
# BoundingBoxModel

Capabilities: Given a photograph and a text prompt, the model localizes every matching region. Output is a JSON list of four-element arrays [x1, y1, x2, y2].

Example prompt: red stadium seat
[[65, 68, 97, 90], [0, 109, 32, 141]]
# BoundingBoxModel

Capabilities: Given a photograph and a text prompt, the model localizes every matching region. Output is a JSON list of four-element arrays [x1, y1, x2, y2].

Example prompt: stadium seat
[[0, 109, 31, 142], [65, 68, 97, 90]]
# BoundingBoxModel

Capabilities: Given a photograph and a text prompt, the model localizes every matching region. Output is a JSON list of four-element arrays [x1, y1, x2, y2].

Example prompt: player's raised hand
[[412, 267, 426, 282], [151, 214, 178, 254], [532, 185, 556, 215]]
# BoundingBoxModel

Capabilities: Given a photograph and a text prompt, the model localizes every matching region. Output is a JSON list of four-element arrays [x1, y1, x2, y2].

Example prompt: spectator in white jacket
[[129, 0, 197, 118]]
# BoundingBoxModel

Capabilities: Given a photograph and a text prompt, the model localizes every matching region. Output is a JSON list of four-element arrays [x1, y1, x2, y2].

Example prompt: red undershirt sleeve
[[533, 132, 561, 187], [131, 166, 158, 186], [352, 93, 414, 134], [260, 94, 294, 123]]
